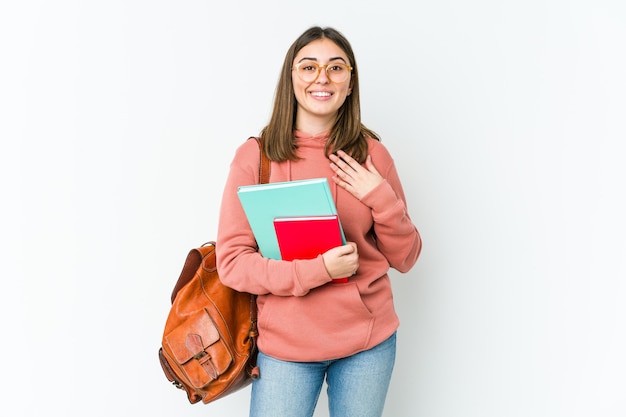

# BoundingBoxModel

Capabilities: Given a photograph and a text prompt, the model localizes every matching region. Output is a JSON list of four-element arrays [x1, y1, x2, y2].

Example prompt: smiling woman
[[215, 26, 422, 417], [7, 1, 624, 416]]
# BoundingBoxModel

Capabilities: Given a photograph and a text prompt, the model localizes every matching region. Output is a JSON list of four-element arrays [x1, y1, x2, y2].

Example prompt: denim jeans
[[250, 332, 396, 417]]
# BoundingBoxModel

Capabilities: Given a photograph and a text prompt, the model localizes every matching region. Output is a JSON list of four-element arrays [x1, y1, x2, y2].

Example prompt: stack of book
[[237, 178, 348, 283]]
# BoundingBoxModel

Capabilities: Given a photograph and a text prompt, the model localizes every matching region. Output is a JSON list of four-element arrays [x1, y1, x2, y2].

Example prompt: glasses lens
[[327, 63, 350, 82], [296, 61, 320, 82]]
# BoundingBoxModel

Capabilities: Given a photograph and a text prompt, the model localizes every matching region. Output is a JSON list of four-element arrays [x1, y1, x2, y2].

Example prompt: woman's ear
[[348, 78, 354, 95]]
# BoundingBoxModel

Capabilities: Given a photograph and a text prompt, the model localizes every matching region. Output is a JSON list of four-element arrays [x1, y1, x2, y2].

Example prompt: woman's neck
[[295, 114, 336, 137]]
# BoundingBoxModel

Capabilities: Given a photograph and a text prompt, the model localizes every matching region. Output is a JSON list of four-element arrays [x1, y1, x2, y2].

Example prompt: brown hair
[[260, 26, 380, 163]]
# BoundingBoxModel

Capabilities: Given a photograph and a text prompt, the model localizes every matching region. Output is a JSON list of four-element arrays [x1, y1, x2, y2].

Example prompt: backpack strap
[[246, 137, 267, 379], [249, 136, 270, 184]]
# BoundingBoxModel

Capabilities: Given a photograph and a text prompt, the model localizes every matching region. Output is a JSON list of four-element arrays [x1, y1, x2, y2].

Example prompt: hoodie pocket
[[257, 283, 376, 359]]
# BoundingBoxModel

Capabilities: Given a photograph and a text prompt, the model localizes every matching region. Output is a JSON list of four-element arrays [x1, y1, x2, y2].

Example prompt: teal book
[[237, 178, 346, 260]]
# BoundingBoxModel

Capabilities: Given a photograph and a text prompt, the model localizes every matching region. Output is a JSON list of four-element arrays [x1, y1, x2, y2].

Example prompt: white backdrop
[[2, 1, 625, 416]]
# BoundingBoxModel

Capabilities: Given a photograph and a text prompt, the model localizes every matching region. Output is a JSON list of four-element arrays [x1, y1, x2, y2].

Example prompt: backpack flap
[[164, 309, 234, 388]]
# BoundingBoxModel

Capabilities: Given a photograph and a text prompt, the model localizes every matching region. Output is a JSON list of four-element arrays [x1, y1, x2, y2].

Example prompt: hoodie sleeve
[[215, 139, 333, 296], [360, 141, 422, 273]]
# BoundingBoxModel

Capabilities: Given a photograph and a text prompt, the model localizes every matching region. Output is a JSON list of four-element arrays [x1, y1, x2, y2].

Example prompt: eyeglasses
[[293, 60, 353, 83]]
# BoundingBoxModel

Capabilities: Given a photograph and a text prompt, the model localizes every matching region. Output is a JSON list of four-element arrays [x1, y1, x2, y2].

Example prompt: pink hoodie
[[216, 132, 421, 361]]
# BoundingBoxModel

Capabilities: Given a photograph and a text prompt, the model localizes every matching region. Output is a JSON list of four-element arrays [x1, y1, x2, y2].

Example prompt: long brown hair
[[260, 26, 380, 163]]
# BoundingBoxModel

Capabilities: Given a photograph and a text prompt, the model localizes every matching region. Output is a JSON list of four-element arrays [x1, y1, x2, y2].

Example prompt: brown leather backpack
[[158, 137, 269, 404]]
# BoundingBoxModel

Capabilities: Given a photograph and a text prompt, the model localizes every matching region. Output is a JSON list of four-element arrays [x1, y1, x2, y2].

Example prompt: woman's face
[[291, 38, 352, 131]]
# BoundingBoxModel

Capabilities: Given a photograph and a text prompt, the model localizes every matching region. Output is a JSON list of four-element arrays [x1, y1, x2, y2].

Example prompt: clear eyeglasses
[[293, 60, 353, 83]]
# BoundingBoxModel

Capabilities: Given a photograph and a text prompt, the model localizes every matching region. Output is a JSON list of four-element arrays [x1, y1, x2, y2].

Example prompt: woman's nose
[[315, 66, 330, 83]]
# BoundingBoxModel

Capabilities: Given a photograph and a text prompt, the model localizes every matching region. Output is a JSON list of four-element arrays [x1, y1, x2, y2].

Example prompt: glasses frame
[[293, 61, 353, 83]]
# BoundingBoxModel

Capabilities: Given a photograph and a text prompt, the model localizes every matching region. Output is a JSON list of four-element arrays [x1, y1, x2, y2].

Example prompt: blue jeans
[[250, 332, 396, 417]]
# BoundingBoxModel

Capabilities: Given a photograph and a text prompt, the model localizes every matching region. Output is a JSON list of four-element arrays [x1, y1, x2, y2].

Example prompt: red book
[[274, 215, 348, 283]]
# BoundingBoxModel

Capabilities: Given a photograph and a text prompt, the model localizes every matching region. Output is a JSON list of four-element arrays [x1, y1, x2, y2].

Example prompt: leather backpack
[[158, 137, 269, 404]]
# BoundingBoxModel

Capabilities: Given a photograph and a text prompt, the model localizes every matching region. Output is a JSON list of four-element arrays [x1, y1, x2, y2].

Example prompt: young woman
[[216, 26, 422, 417]]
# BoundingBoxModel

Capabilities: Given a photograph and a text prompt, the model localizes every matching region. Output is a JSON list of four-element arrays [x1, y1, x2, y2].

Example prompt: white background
[[2, 1, 625, 416]]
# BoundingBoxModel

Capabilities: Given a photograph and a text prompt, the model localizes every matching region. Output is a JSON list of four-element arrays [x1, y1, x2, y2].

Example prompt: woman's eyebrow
[[297, 56, 348, 63]]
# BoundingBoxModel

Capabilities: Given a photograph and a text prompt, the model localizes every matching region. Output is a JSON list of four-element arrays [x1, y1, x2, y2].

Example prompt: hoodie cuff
[[292, 255, 333, 295], [360, 179, 398, 214]]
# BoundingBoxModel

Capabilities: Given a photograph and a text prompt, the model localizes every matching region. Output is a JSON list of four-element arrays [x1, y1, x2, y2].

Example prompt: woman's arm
[[330, 142, 422, 272]]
